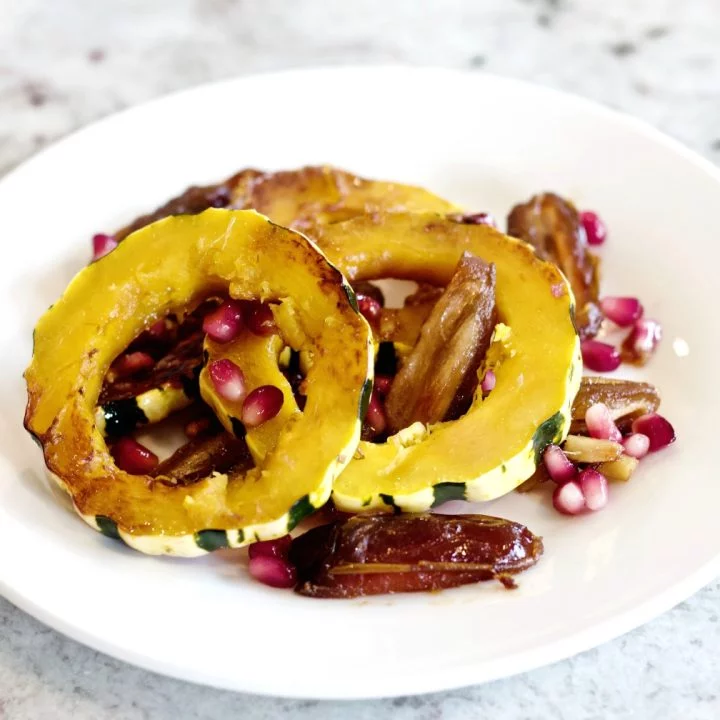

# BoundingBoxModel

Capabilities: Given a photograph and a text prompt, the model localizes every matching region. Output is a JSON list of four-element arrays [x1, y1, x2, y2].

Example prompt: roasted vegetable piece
[[230, 165, 458, 230], [291, 513, 543, 598], [24, 209, 373, 556], [385, 253, 497, 431], [97, 331, 203, 436], [570, 376, 660, 434], [507, 193, 602, 339], [150, 432, 253, 485], [313, 213, 581, 512]]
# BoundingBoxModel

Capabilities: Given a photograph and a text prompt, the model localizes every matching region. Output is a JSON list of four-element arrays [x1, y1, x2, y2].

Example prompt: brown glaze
[[384, 253, 497, 431], [570, 376, 660, 434], [291, 513, 543, 598], [507, 193, 602, 339]]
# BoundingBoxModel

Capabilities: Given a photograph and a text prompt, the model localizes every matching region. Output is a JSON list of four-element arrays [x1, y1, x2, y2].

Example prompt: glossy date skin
[[291, 513, 543, 598]]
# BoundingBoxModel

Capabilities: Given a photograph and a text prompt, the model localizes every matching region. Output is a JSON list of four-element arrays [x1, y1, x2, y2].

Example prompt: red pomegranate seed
[[552, 480, 586, 515], [202, 300, 244, 343], [585, 402, 622, 442], [248, 555, 297, 589], [242, 385, 284, 428], [147, 319, 170, 339], [357, 295, 382, 326], [248, 535, 293, 560], [481, 369, 496, 393], [622, 318, 662, 365], [600, 297, 644, 327], [543, 444, 577, 484], [579, 211, 607, 246], [113, 351, 155, 377], [622, 433, 650, 459], [208, 359, 246, 403], [374, 375, 393, 395], [111, 437, 158, 474], [631, 413, 676, 451], [245, 302, 277, 336], [92, 233, 118, 261], [581, 340, 621, 372], [365, 390, 387, 436], [579, 468, 609, 511]]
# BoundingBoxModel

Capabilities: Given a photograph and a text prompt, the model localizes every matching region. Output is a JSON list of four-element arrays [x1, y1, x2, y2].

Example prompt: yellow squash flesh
[[24, 209, 373, 555], [314, 214, 582, 511]]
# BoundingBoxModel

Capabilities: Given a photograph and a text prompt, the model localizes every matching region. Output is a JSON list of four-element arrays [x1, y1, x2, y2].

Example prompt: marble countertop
[[1, 1, 719, 718]]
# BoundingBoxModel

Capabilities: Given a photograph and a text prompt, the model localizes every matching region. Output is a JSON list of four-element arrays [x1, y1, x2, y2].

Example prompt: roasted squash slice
[[206, 214, 581, 512], [318, 214, 582, 511], [24, 209, 373, 555]]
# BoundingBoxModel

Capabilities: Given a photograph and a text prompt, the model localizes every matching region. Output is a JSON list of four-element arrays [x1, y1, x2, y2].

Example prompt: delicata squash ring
[[24, 209, 373, 556], [204, 213, 582, 512]]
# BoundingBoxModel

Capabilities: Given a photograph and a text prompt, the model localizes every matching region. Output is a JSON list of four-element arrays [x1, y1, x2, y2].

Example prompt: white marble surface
[[1, 0, 719, 718]]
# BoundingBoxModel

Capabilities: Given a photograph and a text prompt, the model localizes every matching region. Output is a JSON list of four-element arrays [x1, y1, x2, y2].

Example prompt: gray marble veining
[[1, 1, 719, 718]]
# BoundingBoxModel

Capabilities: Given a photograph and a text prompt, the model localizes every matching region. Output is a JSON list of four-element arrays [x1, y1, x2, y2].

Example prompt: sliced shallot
[[584, 402, 622, 442], [543, 444, 577, 484], [600, 296, 644, 327], [208, 359, 246, 403], [579, 468, 609, 511], [631, 413, 676, 451], [202, 300, 244, 343], [581, 340, 621, 372], [552, 480, 586, 515], [622, 432, 650, 459], [242, 385, 284, 428], [248, 555, 297, 589]]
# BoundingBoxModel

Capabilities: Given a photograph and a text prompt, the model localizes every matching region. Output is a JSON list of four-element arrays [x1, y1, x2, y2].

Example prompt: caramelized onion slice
[[291, 513, 543, 598], [570, 376, 661, 434], [507, 192, 602, 339], [385, 253, 497, 432]]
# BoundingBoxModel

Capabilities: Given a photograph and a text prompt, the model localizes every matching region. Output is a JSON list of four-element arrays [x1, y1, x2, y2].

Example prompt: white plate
[[1, 66, 719, 700]]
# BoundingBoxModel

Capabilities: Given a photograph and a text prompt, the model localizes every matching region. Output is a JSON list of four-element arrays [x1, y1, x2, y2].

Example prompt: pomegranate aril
[[365, 390, 387, 437], [622, 432, 650, 459], [543, 444, 577, 484], [248, 535, 293, 560], [631, 413, 676, 451], [552, 480, 585, 515], [147, 319, 170, 339], [481, 369, 496, 393], [579, 211, 607, 246], [92, 233, 118, 261], [242, 385, 284, 428], [622, 318, 662, 365], [245, 302, 277, 336], [202, 300, 244, 343], [248, 555, 297, 589], [112, 437, 158, 474], [579, 468, 609, 511], [113, 351, 155, 377], [208, 359, 246, 403], [581, 340, 621, 372], [357, 295, 382, 326], [585, 402, 622, 442], [600, 297, 644, 327], [374, 375, 393, 395]]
